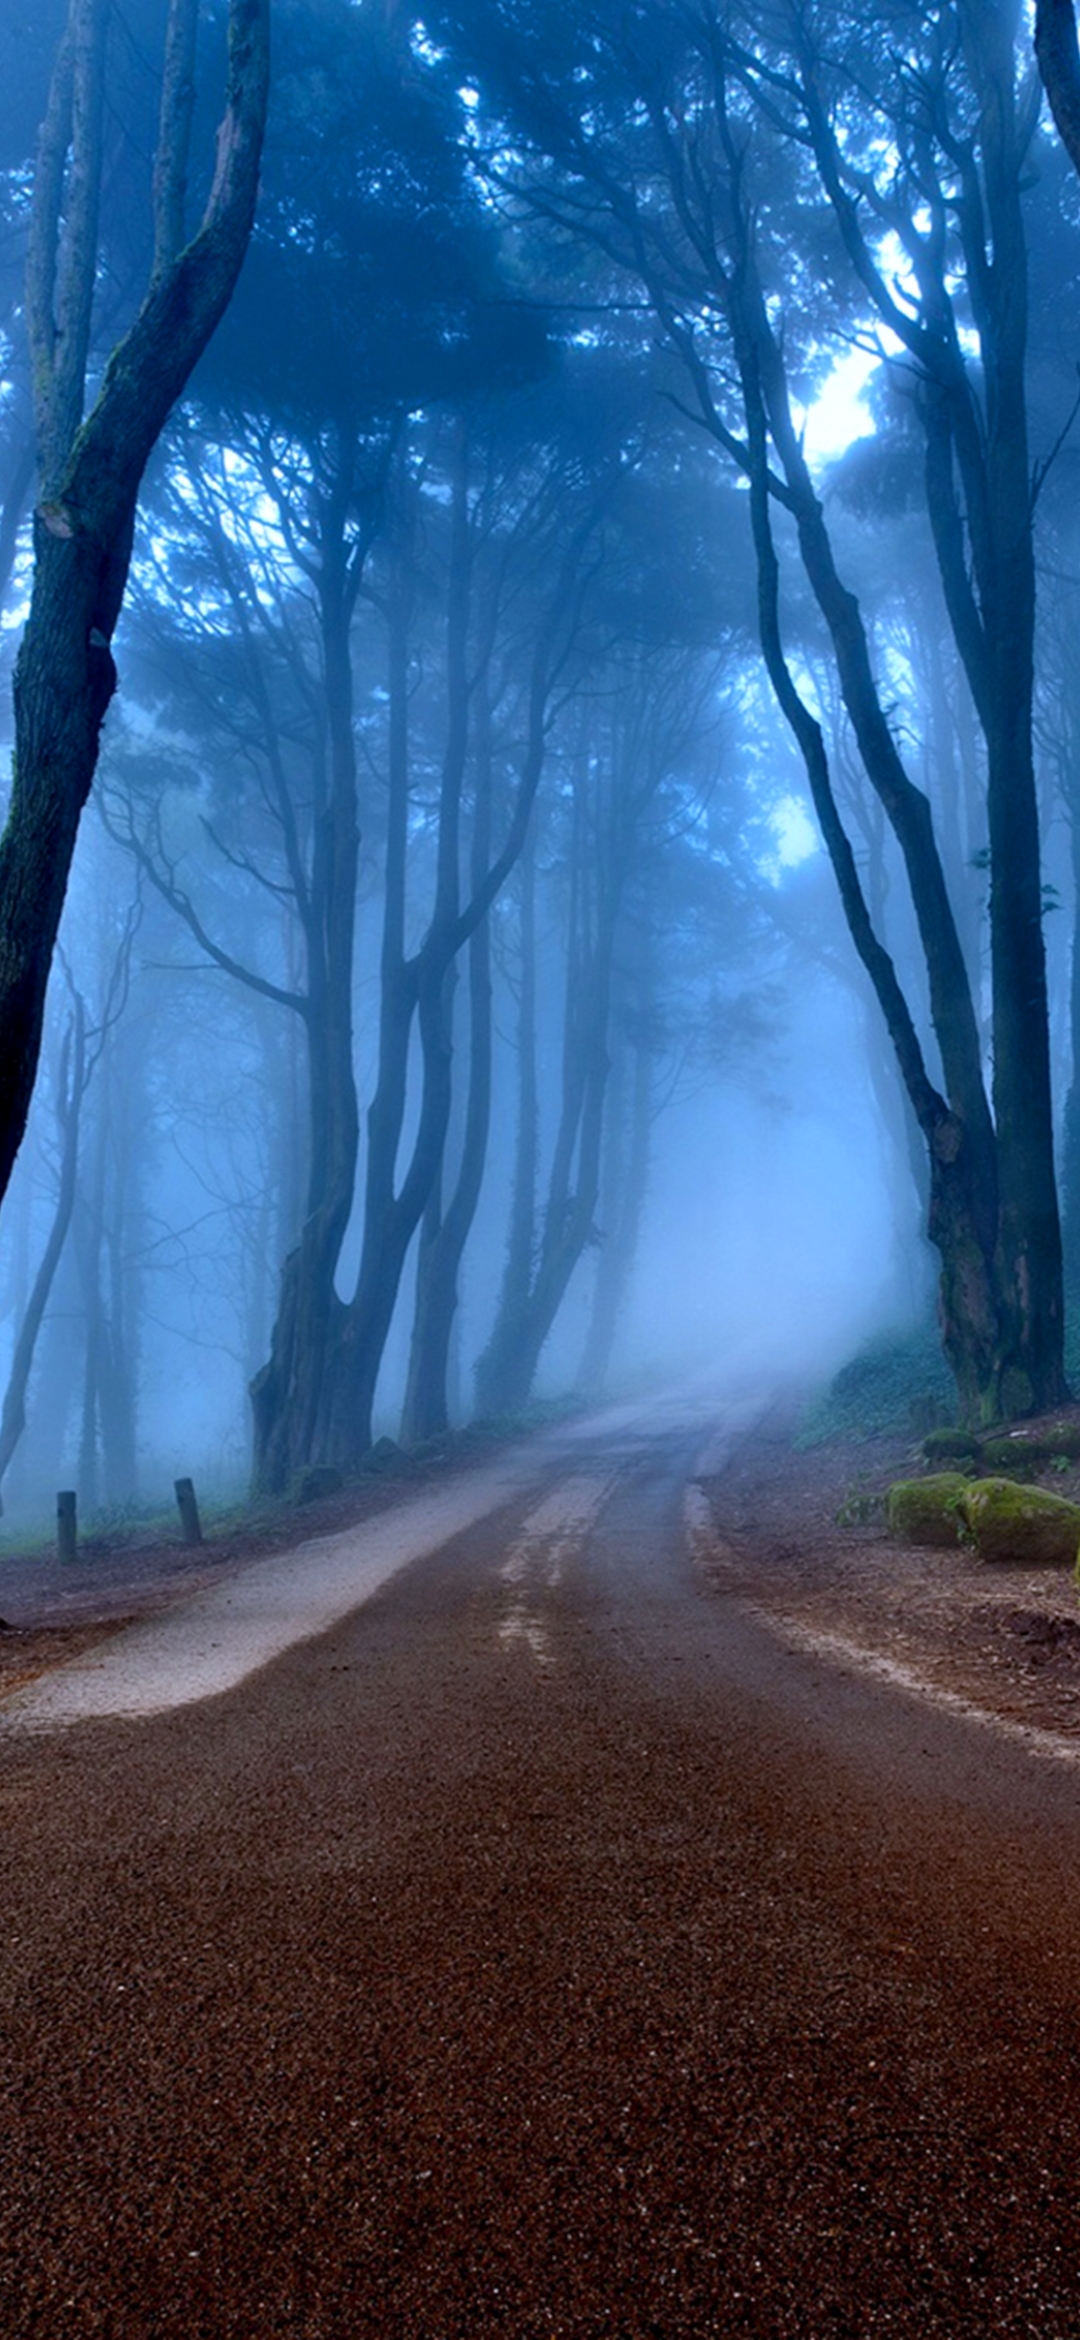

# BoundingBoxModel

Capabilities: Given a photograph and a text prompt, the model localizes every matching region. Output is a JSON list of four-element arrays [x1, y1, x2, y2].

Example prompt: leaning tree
[[0, 0, 269, 1212]]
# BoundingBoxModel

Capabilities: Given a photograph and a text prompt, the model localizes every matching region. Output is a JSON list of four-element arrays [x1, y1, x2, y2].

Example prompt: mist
[[2, 0, 1079, 1532]]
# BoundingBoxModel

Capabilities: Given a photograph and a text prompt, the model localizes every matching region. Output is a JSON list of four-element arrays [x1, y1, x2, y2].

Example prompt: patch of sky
[[411, 24, 448, 66], [763, 793, 818, 885], [796, 341, 879, 466]]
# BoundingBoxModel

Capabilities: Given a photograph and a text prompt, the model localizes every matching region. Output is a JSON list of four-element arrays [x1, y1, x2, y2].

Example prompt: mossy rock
[[921, 1426, 982, 1465], [976, 1426, 1080, 1473], [979, 1437, 1042, 1481], [886, 1475, 971, 1548], [962, 1478, 1080, 1568]]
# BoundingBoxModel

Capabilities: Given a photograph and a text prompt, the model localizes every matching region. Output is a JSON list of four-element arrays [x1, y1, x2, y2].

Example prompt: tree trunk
[[1058, 716, 1080, 1308], [317, 435, 560, 1467], [477, 756, 616, 1418], [577, 1006, 652, 1398], [730, 253, 1007, 1420], [0, 1002, 85, 1510], [250, 496, 361, 1492], [401, 680, 496, 1446], [0, 0, 268, 1212], [972, 3, 1065, 1410], [1036, 0, 1080, 176], [475, 837, 538, 1420]]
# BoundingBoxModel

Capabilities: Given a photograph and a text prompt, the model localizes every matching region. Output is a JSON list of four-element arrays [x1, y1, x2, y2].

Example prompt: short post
[[174, 1475, 202, 1546], [57, 1490, 77, 1566]]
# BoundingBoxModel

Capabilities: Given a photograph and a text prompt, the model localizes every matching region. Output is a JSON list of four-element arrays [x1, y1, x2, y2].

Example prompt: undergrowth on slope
[[797, 1322, 953, 1447]]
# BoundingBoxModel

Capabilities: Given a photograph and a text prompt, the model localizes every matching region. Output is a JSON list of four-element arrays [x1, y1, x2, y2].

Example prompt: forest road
[[5, 1393, 1080, 2336]]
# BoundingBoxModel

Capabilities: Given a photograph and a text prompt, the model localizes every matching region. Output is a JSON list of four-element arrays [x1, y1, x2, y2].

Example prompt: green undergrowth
[[797, 1324, 953, 1448]]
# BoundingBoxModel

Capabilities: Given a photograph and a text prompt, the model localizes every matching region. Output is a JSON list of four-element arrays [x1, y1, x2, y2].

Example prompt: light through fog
[[0, 0, 1076, 1529]]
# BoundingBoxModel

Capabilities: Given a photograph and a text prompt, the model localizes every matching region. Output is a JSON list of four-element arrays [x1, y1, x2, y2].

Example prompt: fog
[[0, 691, 937, 1530], [619, 986, 927, 1403], [2, 0, 1079, 1532]]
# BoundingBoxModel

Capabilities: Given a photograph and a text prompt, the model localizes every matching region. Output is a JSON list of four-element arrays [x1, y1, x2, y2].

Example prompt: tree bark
[[1036, 0, 1080, 174]]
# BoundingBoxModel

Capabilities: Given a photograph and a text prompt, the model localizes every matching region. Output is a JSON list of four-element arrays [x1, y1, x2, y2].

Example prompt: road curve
[[3, 1394, 1080, 2335]]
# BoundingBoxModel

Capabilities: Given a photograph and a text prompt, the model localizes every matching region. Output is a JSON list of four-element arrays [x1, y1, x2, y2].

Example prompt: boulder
[[886, 1474, 970, 1548], [1043, 1422, 1080, 1462], [979, 1436, 1041, 1481], [921, 1426, 982, 1465], [962, 1478, 1080, 1568], [976, 1425, 1080, 1473]]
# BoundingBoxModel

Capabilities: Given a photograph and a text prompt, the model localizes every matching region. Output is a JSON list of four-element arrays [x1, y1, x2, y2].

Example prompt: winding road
[[3, 1388, 1080, 2335]]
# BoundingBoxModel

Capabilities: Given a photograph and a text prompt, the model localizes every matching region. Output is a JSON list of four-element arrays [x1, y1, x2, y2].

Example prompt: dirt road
[[4, 1396, 1080, 2336]]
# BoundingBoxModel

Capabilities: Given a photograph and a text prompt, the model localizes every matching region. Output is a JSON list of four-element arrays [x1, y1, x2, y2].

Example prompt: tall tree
[[0, 0, 269, 1215], [441, 0, 1071, 1418]]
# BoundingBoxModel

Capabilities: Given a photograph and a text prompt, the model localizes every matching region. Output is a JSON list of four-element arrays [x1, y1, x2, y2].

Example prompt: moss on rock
[[979, 1437, 1042, 1481], [962, 1478, 1080, 1567], [1045, 1423, 1080, 1461], [886, 1475, 971, 1548], [921, 1427, 983, 1465]]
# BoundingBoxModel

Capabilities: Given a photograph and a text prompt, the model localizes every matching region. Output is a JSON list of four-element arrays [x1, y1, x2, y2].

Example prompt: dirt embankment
[[698, 1404, 1080, 1747]]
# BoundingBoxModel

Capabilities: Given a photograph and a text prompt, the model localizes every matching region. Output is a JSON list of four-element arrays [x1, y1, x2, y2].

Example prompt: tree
[[1036, 0, 1080, 174], [0, 0, 269, 1217], [441, 0, 1071, 1419]]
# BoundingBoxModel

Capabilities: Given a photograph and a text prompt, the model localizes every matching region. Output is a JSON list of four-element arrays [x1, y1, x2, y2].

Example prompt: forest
[[1, 0, 1079, 1526]]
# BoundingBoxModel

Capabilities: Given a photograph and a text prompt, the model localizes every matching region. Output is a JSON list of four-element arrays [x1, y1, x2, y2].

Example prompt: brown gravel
[[4, 1405, 1080, 2335], [700, 1403, 1080, 1745]]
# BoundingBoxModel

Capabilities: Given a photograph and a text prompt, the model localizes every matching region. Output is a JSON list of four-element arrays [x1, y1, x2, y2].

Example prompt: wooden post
[[57, 1489, 77, 1565], [174, 1475, 202, 1546]]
